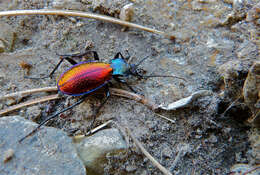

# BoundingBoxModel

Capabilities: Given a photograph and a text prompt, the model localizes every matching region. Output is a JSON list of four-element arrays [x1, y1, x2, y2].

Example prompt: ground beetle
[[19, 51, 183, 142]]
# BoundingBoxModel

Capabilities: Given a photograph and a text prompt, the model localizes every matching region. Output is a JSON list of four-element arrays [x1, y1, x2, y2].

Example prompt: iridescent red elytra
[[57, 62, 113, 96]]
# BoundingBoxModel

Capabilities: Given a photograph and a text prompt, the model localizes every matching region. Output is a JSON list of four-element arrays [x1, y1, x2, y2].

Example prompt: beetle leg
[[125, 50, 131, 60], [24, 55, 77, 79], [113, 51, 130, 61], [58, 51, 100, 61], [18, 94, 89, 143], [88, 85, 110, 134], [24, 56, 67, 79], [114, 52, 122, 59], [114, 76, 137, 93], [63, 56, 78, 65], [92, 51, 100, 61], [25, 51, 100, 80], [49, 51, 99, 78]]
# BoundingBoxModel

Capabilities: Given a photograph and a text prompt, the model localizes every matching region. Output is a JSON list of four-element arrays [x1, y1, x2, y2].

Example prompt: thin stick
[[110, 88, 158, 110], [0, 87, 57, 100], [125, 127, 173, 175], [0, 87, 158, 115], [0, 9, 175, 40], [0, 94, 60, 116], [73, 120, 113, 140], [155, 113, 176, 123]]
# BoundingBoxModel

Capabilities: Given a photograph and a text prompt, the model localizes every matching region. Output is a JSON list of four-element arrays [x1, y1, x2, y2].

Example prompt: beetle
[[19, 51, 183, 142], [57, 51, 141, 96]]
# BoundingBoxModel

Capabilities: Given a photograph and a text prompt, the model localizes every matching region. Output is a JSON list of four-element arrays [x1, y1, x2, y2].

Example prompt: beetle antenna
[[131, 56, 186, 81], [134, 55, 149, 67], [18, 95, 87, 143], [141, 75, 186, 81]]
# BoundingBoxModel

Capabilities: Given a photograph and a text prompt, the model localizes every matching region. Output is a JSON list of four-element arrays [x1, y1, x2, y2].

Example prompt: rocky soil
[[0, 0, 259, 175]]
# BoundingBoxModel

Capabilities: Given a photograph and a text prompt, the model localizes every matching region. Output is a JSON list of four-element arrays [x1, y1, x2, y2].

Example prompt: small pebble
[[169, 23, 176, 30], [92, 0, 122, 16], [161, 39, 172, 45], [84, 40, 94, 50], [161, 123, 171, 131], [208, 134, 218, 143], [223, 127, 232, 134], [120, 3, 134, 31], [68, 17, 77, 23], [0, 40, 5, 53], [196, 128, 203, 135], [125, 165, 137, 172], [76, 21, 84, 27], [4, 149, 14, 163], [19, 61, 32, 75], [173, 45, 181, 53], [195, 135, 202, 139], [119, 3, 134, 22], [243, 61, 260, 115], [161, 146, 173, 158], [186, 69, 195, 76]]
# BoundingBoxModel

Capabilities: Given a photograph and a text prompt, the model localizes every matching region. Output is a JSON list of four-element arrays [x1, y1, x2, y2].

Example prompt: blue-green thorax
[[110, 58, 130, 76]]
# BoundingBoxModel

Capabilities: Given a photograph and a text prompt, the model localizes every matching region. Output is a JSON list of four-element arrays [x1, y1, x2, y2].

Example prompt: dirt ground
[[0, 0, 259, 174]]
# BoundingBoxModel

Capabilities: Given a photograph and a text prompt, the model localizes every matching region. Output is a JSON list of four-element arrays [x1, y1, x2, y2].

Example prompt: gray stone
[[0, 40, 5, 53], [74, 128, 127, 175], [125, 164, 138, 172], [0, 116, 86, 175], [243, 61, 260, 115], [208, 134, 218, 143]]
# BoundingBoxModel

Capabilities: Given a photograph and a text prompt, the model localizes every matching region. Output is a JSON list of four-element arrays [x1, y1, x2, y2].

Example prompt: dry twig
[[0, 86, 158, 116], [0, 87, 57, 100], [125, 127, 173, 175], [0, 94, 60, 116], [0, 9, 175, 40], [155, 113, 176, 123], [110, 88, 158, 110], [73, 120, 113, 141]]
